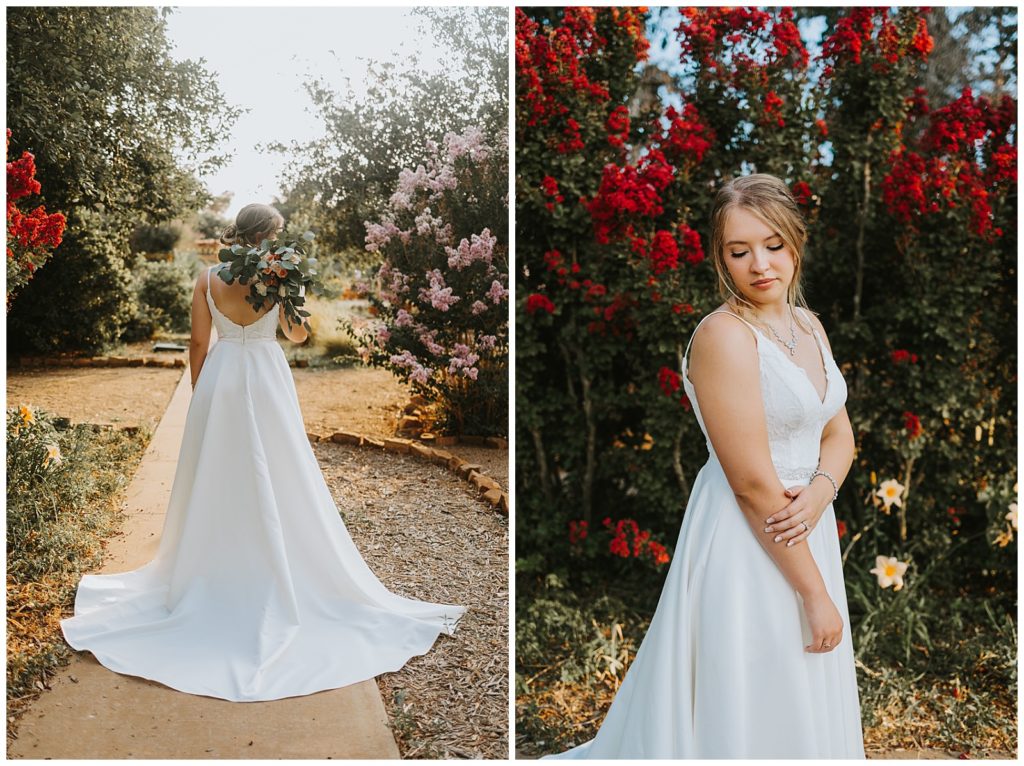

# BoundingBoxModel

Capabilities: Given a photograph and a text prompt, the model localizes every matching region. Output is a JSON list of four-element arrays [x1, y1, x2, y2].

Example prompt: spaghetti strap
[[682, 310, 764, 381]]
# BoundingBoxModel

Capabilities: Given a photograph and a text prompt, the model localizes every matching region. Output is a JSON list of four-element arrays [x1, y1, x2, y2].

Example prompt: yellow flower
[[639, 433, 654, 451], [874, 478, 905, 513], [994, 528, 1014, 548], [869, 470, 877, 486], [42, 443, 62, 467], [870, 555, 909, 591], [1006, 503, 1017, 530], [19, 404, 36, 425]]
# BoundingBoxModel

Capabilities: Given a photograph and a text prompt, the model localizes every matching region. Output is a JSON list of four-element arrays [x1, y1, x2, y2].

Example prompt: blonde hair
[[219, 203, 285, 246], [708, 173, 814, 332]]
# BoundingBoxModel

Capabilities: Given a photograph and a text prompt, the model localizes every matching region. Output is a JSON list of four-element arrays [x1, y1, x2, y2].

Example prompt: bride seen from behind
[[59, 202, 466, 703], [543, 173, 865, 759]]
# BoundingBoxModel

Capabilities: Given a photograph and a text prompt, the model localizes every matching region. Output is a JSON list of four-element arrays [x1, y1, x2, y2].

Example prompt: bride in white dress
[[60, 203, 465, 702], [544, 174, 864, 758]]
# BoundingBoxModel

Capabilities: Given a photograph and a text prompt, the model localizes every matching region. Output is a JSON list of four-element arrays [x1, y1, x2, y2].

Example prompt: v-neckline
[[754, 325, 830, 406]]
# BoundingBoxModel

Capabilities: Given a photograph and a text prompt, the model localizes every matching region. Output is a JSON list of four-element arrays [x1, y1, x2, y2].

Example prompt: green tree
[[6, 6, 241, 352], [270, 6, 508, 256]]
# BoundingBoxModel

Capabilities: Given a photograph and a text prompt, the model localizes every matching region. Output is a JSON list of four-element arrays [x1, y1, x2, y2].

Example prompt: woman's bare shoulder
[[689, 309, 759, 382]]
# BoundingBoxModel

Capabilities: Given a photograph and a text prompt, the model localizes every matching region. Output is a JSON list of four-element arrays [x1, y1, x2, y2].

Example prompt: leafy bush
[[7, 404, 149, 699], [129, 221, 183, 255], [7, 207, 137, 353], [515, 6, 1017, 755]]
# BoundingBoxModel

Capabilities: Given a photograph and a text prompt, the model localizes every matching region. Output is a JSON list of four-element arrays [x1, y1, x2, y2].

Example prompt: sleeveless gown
[[60, 264, 466, 702], [544, 308, 864, 758]]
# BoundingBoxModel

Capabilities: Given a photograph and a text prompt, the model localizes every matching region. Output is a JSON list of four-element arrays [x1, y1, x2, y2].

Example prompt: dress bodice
[[681, 309, 848, 483], [206, 264, 280, 343]]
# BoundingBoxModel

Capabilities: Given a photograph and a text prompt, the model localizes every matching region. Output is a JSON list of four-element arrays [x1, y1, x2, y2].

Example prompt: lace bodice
[[206, 264, 280, 343], [681, 309, 847, 484]]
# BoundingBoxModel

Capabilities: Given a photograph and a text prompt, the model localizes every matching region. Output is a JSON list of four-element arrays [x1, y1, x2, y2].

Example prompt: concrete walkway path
[[9, 368, 400, 759]]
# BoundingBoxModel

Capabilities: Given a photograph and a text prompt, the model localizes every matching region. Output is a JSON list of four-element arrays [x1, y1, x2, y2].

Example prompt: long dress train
[[60, 264, 466, 702], [544, 308, 864, 758]]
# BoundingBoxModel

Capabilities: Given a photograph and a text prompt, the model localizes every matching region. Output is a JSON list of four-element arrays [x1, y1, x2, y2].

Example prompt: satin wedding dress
[[545, 307, 864, 759], [60, 264, 465, 702]]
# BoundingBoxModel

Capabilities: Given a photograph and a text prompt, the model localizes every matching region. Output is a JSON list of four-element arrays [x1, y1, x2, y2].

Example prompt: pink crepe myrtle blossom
[[486, 279, 509, 304], [418, 328, 447, 356], [418, 269, 461, 311], [471, 300, 489, 315], [477, 334, 498, 351], [448, 343, 480, 378], [446, 228, 497, 270], [394, 309, 415, 327], [390, 349, 432, 385], [445, 126, 490, 163]]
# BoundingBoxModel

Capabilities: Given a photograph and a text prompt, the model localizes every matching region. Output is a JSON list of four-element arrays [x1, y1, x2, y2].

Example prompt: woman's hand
[[762, 480, 833, 547], [801, 589, 844, 653]]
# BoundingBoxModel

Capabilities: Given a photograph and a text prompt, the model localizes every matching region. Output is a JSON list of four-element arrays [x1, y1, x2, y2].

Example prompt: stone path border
[[9, 369, 400, 759], [312, 430, 509, 516]]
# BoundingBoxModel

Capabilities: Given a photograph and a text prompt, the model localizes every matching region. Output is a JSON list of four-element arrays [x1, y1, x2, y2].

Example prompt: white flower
[[869, 555, 909, 591], [875, 478, 905, 513], [255, 282, 268, 296], [278, 285, 287, 297], [43, 443, 62, 467], [1006, 503, 1017, 530]]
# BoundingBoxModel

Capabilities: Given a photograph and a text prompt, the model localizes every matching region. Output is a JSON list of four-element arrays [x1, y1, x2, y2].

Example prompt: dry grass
[[316, 442, 508, 759]]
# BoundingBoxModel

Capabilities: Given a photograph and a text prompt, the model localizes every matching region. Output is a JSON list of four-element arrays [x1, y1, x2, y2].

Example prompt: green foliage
[[129, 221, 184, 255], [121, 255, 196, 341]]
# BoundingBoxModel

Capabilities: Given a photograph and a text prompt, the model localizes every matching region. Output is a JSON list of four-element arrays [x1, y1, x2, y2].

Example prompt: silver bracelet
[[809, 469, 839, 502]]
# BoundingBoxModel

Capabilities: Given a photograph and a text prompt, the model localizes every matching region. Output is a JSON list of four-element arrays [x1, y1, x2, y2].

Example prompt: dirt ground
[[317, 442, 508, 758], [6, 361, 507, 492], [6, 367, 182, 429]]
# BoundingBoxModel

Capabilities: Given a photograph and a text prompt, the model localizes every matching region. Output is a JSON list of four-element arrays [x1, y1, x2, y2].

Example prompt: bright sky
[[163, 6, 449, 219]]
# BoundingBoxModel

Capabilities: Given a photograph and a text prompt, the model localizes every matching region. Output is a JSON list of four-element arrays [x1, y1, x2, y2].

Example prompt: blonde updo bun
[[219, 203, 285, 246]]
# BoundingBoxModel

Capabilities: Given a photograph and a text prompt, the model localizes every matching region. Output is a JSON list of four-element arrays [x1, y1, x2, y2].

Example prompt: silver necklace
[[761, 306, 798, 356]]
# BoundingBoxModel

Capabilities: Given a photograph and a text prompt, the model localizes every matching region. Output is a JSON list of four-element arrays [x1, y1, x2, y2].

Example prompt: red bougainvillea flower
[[632, 230, 680, 275], [606, 105, 630, 148], [837, 520, 848, 539], [658, 366, 681, 397], [891, 349, 918, 364], [586, 150, 674, 244], [569, 519, 588, 544], [525, 293, 556, 315], [647, 540, 670, 565], [540, 175, 565, 211], [678, 223, 705, 265], [902, 411, 922, 439], [658, 103, 715, 171], [792, 180, 813, 207]]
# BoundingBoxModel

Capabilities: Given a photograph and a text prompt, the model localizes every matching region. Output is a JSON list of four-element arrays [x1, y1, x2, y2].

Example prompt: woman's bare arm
[[278, 304, 309, 344], [189, 270, 213, 390], [688, 313, 828, 600]]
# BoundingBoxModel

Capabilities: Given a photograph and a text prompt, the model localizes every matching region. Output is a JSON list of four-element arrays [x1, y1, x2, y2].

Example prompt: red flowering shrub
[[6, 129, 66, 307], [518, 14, 1016, 746]]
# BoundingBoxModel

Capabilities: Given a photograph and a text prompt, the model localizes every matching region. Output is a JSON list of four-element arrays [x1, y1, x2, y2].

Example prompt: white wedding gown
[[545, 308, 864, 759], [60, 264, 465, 702]]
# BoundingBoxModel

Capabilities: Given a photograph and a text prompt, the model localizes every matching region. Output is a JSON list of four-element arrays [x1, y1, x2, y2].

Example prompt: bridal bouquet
[[217, 231, 328, 331]]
